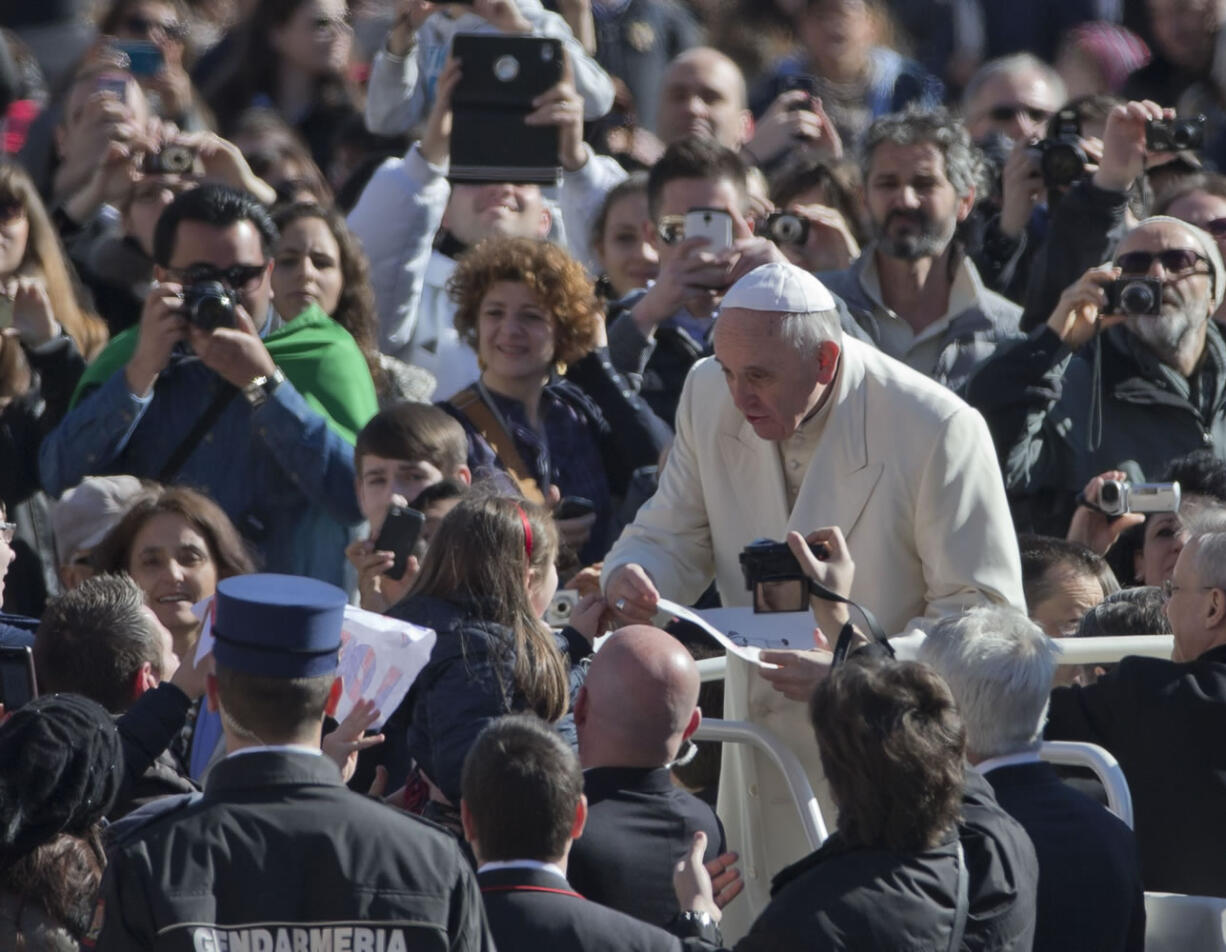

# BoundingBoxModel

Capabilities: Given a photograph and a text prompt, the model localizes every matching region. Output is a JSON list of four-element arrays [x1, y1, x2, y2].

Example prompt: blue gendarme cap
[[212, 574, 346, 679]]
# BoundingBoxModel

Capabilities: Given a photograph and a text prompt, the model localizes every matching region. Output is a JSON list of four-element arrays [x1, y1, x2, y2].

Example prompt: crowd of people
[[3, 0, 1226, 947]]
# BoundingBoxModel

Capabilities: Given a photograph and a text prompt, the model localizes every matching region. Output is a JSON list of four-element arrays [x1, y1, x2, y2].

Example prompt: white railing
[[1039, 741, 1134, 828], [692, 718, 828, 850], [695, 635, 1175, 683]]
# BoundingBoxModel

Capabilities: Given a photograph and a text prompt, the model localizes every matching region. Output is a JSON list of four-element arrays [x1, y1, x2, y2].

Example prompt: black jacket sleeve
[[114, 682, 193, 803]]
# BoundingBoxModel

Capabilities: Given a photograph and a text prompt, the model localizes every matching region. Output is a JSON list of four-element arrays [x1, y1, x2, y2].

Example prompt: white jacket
[[347, 142, 627, 398], [365, 0, 615, 136], [602, 339, 1025, 938]]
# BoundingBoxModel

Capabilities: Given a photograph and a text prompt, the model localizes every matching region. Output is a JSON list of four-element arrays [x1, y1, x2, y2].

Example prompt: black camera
[[763, 212, 810, 246], [740, 537, 828, 613], [183, 281, 238, 331], [1102, 277, 1162, 316], [1146, 115, 1206, 153], [143, 144, 196, 175], [1030, 107, 1087, 188]]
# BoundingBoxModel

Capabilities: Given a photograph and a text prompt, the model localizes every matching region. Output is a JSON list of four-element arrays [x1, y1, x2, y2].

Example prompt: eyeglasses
[[0, 522, 15, 545], [1162, 578, 1217, 600], [123, 15, 188, 40], [166, 263, 267, 290], [1115, 249, 1208, 277], [985, 103, 1053, 124], [656, 216, 686, 245]]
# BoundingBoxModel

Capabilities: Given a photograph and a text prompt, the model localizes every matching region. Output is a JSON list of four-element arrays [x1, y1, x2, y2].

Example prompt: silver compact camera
[[544, 590, 579, 628], [1098, 480, 1180, 516]]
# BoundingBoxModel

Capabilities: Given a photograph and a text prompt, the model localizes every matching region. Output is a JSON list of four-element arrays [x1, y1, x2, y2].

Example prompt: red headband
[[516, 505, 534, 559]]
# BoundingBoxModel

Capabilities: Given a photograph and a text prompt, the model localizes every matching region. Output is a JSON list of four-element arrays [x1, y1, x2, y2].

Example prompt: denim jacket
[[38, 355, 362, 585]]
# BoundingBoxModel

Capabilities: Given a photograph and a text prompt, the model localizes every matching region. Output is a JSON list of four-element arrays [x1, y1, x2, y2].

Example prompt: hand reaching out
[[322, 698, 385, 784]]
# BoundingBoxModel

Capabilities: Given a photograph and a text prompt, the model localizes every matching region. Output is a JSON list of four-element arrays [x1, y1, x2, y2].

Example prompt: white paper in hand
[[193, 598, 436, 730], [656, 598, 813, 666]]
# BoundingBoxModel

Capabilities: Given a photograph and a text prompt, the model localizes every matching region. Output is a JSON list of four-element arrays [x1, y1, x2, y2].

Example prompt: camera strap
[[157, 385, 238, 483], [803, 576, 893, 666], [1088, 325, 1104, 452]]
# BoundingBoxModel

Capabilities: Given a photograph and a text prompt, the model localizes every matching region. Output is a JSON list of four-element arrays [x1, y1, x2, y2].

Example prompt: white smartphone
[[684, 207, 734, 252]]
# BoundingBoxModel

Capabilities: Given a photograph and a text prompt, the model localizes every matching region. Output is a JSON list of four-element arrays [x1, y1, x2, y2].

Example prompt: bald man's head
[[657, 48, 753, 150], [575, 626, 702, 768]]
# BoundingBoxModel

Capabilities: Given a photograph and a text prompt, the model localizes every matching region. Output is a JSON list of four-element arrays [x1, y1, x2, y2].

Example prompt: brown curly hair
[[448, 237, 602, 367]]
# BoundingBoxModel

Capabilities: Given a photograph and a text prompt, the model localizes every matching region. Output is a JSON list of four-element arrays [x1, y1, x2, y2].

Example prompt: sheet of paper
[[656, 599, 815, 666], [194, 599, 436, 730]]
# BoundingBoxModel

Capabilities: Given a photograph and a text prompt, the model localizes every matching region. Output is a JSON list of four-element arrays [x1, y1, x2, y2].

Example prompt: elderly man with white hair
[[967, 213, 1226, 532], [1047, 528, 1226, 897], [921, 606, 1145, 952], [601, 259, 1024, 935]]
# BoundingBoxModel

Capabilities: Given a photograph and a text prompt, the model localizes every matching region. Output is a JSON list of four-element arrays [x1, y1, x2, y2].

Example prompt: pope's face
[[712, 307, 838, 441]]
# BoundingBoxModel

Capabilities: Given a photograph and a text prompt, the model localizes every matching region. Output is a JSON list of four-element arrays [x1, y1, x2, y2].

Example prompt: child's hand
[[473, 0, 532, 33], [569, 592, 606, 643]]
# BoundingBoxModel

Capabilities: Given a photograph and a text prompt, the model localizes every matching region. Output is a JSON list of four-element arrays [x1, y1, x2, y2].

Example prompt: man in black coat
[[569, 625, 730, 928], [1046, 529, 1226, 897], [463, 714, 719, 952], [921, 605, 1145, 950], [96, 574, 493, 951]]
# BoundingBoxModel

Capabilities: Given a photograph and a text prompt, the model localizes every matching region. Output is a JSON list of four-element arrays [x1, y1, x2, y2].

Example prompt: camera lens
[[186, 281, 236, 332], [1120, 280, 1159, 315], [1100, 482, 1121, 506], [772, 214, 805, 245], [493, 54, 519, 82], [159, 145, 194, 174]]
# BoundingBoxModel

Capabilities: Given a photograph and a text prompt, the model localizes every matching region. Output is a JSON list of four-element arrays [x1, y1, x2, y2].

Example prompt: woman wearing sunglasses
[[966, 214, 1226, 537]]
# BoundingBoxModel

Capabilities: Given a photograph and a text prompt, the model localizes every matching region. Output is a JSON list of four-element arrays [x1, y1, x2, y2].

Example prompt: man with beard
[[966, 214, 1226, 527], [820, 106, 1022, 391]]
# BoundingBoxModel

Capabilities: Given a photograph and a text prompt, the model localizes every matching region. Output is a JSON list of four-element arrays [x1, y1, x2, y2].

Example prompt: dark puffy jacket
[[731, 771, 1037, 951], [965, 322, 1226, 534], [389, 594, 591, 804]]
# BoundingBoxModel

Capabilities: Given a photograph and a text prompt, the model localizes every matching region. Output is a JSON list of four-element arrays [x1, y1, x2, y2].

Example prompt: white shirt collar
[[972, 750, 1042, 775], [226, 744, 324, 760], [859, 247, 983, 334], [477, 859, 568, 882]]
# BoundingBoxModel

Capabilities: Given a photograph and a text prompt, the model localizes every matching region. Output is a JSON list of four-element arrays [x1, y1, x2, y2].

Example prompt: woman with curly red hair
[[442, 237, 669, 563]]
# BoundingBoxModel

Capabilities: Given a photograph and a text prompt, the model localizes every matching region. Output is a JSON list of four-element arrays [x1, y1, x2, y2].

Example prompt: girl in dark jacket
[[388, 493, 602, 825]]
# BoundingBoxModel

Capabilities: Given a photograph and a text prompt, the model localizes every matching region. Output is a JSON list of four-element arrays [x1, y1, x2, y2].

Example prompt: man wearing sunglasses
[[40, 185, 373, 587], [967, 214, 1226, 535], [963, 54, 1065, 144]]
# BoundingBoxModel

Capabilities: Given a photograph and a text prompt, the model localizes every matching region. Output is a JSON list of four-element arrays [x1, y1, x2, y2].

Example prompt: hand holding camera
[[187, 294, 277, 392], [524, 51, 587, 172], [1046, 263, 1128, 350], [999, 136, 1045, 238], [630, 234, 735, 332], [765, 204, 860, 272], [744, 89, 834, 167], [1067, 470, 1148, 555], [1094, 99, 1168, 193], [127, 281, 191, 397]]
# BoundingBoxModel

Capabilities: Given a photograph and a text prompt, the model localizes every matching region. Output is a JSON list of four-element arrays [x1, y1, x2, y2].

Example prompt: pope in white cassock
[[601, 260, 1025, 939]]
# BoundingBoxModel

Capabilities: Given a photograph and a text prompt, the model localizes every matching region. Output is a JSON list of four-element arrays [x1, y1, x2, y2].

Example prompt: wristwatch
[[241, 367, 285, 408]]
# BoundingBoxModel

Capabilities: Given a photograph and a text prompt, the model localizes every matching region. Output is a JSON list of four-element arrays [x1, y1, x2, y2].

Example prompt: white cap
[[720, 261, 836, 314], [51, 475, 145, 564]]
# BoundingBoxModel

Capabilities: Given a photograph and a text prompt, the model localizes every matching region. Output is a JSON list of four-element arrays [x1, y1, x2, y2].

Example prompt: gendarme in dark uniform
[[95, 573, 494, 951]]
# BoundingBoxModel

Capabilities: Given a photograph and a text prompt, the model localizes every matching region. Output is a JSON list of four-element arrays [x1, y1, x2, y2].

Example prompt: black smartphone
[[374, 505, 425, 581], [0, 646, 38, 711], [781, 74, 820, 111], [555, 496, 596, 520]]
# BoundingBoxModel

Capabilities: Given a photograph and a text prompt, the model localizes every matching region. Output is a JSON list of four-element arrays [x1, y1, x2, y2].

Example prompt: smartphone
[[781, 74, 820, 111], [113, 40, 165, 77], [684, 208, 734, 253], [555, 496, 596, 520], [0, 646, 38, 711], [374, 505, 425, 581]]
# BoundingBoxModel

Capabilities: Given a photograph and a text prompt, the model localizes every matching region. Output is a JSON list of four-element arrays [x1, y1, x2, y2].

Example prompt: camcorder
[[762, 212, 809, 246], [1097, 480, 1180, 516], [1146, 115, 1206, 153], [1102, 277, 1163, 316], [143, 144, 197, 175], [183, 281, 238, 331], [1030, 107, 1088, 189], [739, 537, 828, 614]]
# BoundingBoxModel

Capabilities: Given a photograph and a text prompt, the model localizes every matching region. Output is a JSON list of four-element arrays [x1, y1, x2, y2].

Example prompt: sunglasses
[[123, 15, 188, 40], [986, 103, 1052, 124], [1114, 249, 1208, 276], [656, 216, 686, 245], [166, 262, 267, 290]]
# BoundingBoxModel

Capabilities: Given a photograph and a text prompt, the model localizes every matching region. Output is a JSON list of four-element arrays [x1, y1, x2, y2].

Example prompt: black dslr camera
[[1102, 277, 1162, 316], [183, 281, 238, 331], [762, 212, 810, 246], [1031, 107, 1088, 188], [740, 538, 828, 614], [142, 144, 196, 175], [1146, 115, 1206, 152]]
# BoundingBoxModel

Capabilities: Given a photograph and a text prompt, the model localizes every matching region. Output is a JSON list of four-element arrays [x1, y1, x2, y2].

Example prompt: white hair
[[918, 606, 1058, 761], [1192, 530, 1226, 590], [776, 309, 842, 358], [960, 53, 1066, 116]]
